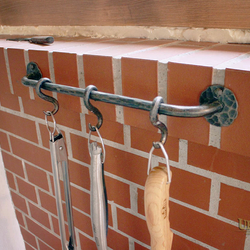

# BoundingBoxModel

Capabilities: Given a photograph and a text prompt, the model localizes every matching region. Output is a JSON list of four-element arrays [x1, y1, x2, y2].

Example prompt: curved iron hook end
[[35, 78, 59, 116], [84, 85, 103, 132], [150, 96, 168, 148]]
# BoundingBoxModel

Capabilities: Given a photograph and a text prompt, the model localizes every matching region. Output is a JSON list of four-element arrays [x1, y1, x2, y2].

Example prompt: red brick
[[22, 97, 58, 120], [170, 167, 211, 210], [26, 163, 49, 191], [23, 99, 82, 130], [10, 191, 28, 214], [38, 239, 54, 250], [131, 126, 179, 162], [0, 111, 38, 143], [167, 63, 212, 145], [73, 208, 93, 236], [170, 202, 245, 249], [107, 228, 129, 250], [29, 202, 51, 229], [68, 160, 90, 190], [24, 242, 35, 250], [222, 69, 250, 157], [16, 177, 38, 203], [172, 234, 208, 250], [219, 184, 250, 222], [0, 48, 12, 94], [53, 52, 81, 113], [122, 58, 158, 131], [5, 171, 16, 190], [83, 54, 116, 122], [7, 48, 30, 98], [39, 124, 50, 149], [138, 188, 145, 216], [10, 136, 52, 172], [117, 208, 150, 245], [0, 131, 10, 151], [39, 190, 57, 215], [105, 176, 130, 208], [28, 50, 51, 79], [20, 227, 38, 249], [15, 209, 25, 227], [0, 92, 20, 111], [71, 186, 90, 214], [134, 242, 149, 250], [2, 152, 24, 177], [70, 134, 90, 164], [108, 203, 113, 227], [188, 141, 250, 183], [79, 232, 97, 249], [86, 114, 124, 144], [51, 216, 60, 236], [105, 145, 148, 186], [26, 217, 62, 249]]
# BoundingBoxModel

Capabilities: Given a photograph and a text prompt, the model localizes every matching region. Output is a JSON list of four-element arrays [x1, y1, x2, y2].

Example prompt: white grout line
[[3, 48, 14, 94], [110, 201, 118, 230], [209, 177, 221, 216], [209, 125, 221, 149], [129, 184, 138, 213], [157, 61, 168, 126], [112, 57, 124, 124], [244, 233, 250, 250], [129, 238, 135, 250]]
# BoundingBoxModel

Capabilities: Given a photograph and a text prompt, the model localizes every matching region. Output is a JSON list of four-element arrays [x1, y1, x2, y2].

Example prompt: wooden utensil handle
[[145, 166, 173, 250]]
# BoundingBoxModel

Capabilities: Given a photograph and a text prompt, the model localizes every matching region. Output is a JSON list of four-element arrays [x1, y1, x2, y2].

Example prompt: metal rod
[[22, 76, 223, 118]]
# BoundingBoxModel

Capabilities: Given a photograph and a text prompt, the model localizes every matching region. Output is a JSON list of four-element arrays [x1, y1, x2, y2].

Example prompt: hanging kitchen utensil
[[145, 96, 173, 250], [36, 78, 77, 250], [84, 85, 108, 250]]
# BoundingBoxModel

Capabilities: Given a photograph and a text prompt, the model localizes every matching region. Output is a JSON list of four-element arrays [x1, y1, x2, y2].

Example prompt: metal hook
[[83, 85, 103, 132], [35, 77, 59, 116], [150, 96, 168, 149]]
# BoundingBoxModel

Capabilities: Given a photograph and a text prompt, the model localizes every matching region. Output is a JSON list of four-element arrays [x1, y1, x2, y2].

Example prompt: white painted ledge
[[1, 25, 250, 44]]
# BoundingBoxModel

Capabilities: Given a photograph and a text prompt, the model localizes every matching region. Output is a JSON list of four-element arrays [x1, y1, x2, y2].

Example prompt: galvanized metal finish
[[89, 142, 108, 250], [50, 133, 77, 250], [199, 85, 238, 126], [22, 62, 239, 126]]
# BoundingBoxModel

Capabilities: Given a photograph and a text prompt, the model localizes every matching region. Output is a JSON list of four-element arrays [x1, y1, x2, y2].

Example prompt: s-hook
[[83, 85, 103, 131], [150, 96, 168, 149], [35, 77, 59, 115], [148, 96, 171, 184]]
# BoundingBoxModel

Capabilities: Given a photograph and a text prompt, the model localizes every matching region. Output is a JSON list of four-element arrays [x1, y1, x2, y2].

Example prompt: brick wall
[[0, 37, 250, 250]]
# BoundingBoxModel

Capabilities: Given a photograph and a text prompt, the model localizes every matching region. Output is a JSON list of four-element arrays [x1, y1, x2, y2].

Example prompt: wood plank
[[0, 0, 249, 29]]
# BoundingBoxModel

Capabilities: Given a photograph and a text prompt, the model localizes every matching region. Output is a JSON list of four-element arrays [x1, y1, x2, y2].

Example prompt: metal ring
[[83, 85, 103, 131], [88, 127, 106, 163], [45, 111, 57, 141], [147, 142, 171, 184], [35, 77, 59, 116], [150, 96, 168, 148]]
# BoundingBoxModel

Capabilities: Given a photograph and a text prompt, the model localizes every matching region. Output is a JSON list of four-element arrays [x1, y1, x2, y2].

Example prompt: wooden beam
[[0, 0, 249, 29]]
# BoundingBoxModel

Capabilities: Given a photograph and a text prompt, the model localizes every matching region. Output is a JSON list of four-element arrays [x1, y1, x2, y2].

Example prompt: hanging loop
[[45, 111, 61, 142], [150, 96, 168, 149], [88, 126, 106, 164], [35, 77, 59, 116], [147, 142, 171, 184], [83, 85, 103, 132]]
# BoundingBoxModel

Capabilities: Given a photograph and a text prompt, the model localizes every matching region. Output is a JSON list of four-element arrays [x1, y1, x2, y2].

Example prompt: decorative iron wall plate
[[199, 85, 238, 126]]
